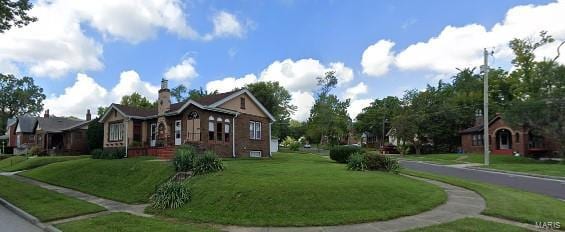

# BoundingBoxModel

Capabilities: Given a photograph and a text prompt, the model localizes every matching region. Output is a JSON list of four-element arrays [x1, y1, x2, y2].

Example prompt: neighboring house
[[6, 110, 92, 155], [361, 132, 378, 148], [99, 79, 276, 158], [386, 128, 399, 146], [460, 112, 560, 156]]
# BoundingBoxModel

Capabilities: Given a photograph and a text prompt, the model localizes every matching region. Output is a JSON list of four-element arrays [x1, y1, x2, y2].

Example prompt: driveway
[[0, 204, 42, 232], [400, 160, 565, 200]]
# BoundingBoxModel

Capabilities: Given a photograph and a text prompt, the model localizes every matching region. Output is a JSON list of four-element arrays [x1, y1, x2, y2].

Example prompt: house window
[[249, 121, 261, 140], [224, 119, 230, 142], [208, 116, 215, 141], [250, 151, 261, 157], [240, 97, 246, 109], [109, 122, 124, 142], [216, 122, 223, 141]]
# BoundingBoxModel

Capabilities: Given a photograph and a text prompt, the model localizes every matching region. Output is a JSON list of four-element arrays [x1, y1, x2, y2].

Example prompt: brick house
[[98, 79, 276, 158], [5, 110, 93, 155], [460, 112, 560, 156]]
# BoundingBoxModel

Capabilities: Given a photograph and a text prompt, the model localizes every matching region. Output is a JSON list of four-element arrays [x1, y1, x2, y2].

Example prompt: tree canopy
[[0, 73, 45, 134], [246, 81, 296, 138], [171, 85, 218, 103], [0, 0, 37, 33], [120, 92, 155, 109]]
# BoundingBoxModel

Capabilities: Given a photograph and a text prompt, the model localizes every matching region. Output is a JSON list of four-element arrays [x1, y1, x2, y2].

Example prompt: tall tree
[[0, 0, 37, 33], [354, 96, 402, 144], [171, 85, 218, 102], [120, 92, 155, 109], [246, 81, 296, 138], [0, 74, 45, 134], [307, 71, 351, 145]]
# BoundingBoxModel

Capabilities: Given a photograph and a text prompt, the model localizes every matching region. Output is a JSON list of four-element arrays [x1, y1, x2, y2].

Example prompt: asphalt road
[[0, 204, 42, 232], [400, 160, 565, 200]]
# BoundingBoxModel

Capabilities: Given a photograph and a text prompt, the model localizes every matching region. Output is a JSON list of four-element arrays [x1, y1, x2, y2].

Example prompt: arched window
[[187, 111, 200, 141], [224, 119, 230, 142], [208, 116, 215, 141]]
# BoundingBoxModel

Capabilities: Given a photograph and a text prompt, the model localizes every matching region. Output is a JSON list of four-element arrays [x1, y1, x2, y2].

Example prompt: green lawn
[[150, 153, 446, 226], [402, 153, 565, 177], [21, 157, 174, 204], [408, 218, 532, 232], [402, 170, 565, 226], [0, 176, 105, 222], [0, 155, 89, 172], [56, 212, 217, 232], [0, 155, 27, 170]]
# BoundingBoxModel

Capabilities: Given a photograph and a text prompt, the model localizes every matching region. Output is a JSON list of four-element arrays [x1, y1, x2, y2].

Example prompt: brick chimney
[[86, 109, 92, 121], [44, 109, 50, 118], [158, 78, 171, 116]]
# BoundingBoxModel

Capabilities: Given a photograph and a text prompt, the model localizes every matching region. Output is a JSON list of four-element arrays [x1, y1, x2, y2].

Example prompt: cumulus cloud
[[344, 82, 368, 100], [203, 11, 247, 41], [361, 39, 396, 76], [290, 91, 315, 121], [392, 0, 565, 74], [44, 70, 159, 119], [164, 58, 198, 81], [206, 74, 258, 93], [347, 98, 373, 120]]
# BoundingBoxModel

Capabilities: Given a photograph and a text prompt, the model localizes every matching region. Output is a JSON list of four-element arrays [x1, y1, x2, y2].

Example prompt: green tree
[[87, 119, 104, 150], [354, 96, 402, 145], [120, 92, 155, 109], [307, 71, 351, 145], [171, 85, 218, 102], [246, 81, 296, 138], [97, 106, 109, 117], [0, 74, 46, 134], [0, 0, 37, 33]]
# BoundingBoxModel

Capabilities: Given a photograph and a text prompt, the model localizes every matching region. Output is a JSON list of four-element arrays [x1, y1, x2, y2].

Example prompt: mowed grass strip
[[56, 212, 217, 232], [21, 157, 174, 204], [0, 176, 105, 222], [402, 169, 565, 226], [151, 153, 446, 226], [0, 155, 89, 172], [407, 218, 532, 232], [0, 155, 27, 170]]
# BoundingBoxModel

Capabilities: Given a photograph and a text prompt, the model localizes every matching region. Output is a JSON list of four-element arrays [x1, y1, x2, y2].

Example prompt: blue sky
[[1, 0, 563, 120]]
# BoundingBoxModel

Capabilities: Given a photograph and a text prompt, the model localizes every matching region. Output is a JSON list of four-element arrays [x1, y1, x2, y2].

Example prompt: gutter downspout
[[232, 113, 239, 158], [269, 122, 272, 157], [125, 118, 129, 158]]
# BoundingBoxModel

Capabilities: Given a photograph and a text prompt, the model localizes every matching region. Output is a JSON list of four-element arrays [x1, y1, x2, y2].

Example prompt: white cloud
[[44, 70, 159, 119], [259, 58, 354, 92], [290, 91, 315, 121], [361, 39, 396, 77], [0, 0, 204, 78], [344, 82, 368, 100], [393, 0, 565, 74], [206, 74, 258, 93], [348, 99, 373, 120], [164, 58, 198, 81], [203, 11, 246, 41]]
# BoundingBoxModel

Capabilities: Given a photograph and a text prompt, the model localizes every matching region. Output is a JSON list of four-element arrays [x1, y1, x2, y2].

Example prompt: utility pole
[[482, 48, 490, 166]]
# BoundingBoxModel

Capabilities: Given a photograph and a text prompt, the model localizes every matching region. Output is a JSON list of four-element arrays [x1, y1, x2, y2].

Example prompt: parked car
[[303, 144, 312, 148], [380, 145, 399, 154]]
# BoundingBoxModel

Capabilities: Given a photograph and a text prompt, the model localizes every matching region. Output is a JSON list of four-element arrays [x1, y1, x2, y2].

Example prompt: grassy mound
[[151, 153, 446, 226], [21, 157, 174, 203], [0, 155, 88, 172], [0, 176, 104, 221]]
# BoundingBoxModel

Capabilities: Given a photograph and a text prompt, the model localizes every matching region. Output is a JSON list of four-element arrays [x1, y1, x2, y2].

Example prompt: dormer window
[[240, 97, 246, 109]]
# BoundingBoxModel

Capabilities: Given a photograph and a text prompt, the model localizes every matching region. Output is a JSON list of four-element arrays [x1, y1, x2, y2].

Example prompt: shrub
[[380, 156, 400, 174], [347, 152, 366, 171], [193, 151, 224, 175], [90, 148, 104, 159], [28, 145, 43, 156], [330, 145, 361, 163], [92, 147, 126, 159], [398, 144, 411, 156], [281, 136, 300, 151], [364, 153, 385, 170], [150, 181, 191, 209], [173, 145, 197, 172]]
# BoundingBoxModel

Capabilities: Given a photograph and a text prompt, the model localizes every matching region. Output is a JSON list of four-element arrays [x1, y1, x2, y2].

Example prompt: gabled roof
[[459, 115, 502, 134], [36, 116, 86, 133], [16, 116, 37, 133], [114, 104, 157, 117], [209, 89, 276, 122]]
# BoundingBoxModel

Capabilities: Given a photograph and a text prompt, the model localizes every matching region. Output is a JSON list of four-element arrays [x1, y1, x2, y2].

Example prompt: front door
[[499, 130, 510, 149], [175, 120, 182, 145], [150, 123, 156, 147]]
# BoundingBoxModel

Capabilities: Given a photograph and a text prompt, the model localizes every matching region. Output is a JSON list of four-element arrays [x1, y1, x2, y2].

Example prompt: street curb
[[0, 197, 62, 232], [467, 167, 565, 181]]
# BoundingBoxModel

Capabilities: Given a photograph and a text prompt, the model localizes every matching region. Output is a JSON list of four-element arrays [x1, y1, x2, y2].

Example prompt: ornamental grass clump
[[193, 151, 224, 175], [173, 145, 197, 172], [347, 152, 367, 171], [150, 181, 191, 209]]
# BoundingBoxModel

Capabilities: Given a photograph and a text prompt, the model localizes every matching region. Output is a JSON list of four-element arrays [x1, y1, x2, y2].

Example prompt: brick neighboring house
[[460, 112, 560, 156], [5, 110, 93, 155], [99, 79, 276, 158]]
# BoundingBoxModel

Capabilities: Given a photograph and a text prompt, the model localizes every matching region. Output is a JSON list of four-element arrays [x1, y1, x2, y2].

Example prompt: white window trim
[[249, 121, 262, 140], [250, 150, 261, 158]]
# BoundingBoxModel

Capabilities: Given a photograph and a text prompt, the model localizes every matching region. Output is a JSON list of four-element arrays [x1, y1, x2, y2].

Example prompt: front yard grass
[[0, 155, 89, 172], [0, 155, 27, 170], [0, 176, 105, 222], [402, 169, 565, 226], [402, 153, 565, 177], [407, 218, 531, 232], [21, 157, 174, 204], [56, 212, 217, 232], [150, 153, 446, 226]]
